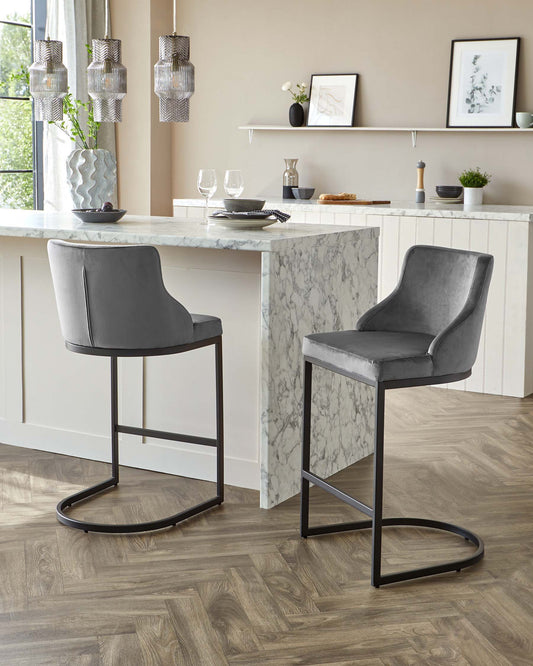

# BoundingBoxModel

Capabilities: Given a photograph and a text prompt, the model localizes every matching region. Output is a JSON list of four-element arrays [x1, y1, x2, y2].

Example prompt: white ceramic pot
[[66, 148, 117, 209], [463, 187, 484, 206]]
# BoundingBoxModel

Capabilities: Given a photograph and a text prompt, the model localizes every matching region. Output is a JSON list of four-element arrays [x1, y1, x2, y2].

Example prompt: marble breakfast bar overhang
[[0, 211, 378, 508]]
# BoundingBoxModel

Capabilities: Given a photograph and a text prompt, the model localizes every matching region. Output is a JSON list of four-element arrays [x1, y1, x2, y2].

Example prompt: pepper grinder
[[416, 160, 426, 203]]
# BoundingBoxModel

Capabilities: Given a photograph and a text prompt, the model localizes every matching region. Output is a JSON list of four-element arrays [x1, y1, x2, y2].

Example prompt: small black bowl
[[436, 186, 463, 199], [291, 187, 315, 200], [73, 209, 127, 223], [223, 198, 265, 213]]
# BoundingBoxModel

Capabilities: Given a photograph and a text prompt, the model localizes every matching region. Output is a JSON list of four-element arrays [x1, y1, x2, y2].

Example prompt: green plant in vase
[[458, 167, 491, 206], [10, 57, 115, 209], [54, 93, 100, 149], [458, 167, 491, 189]]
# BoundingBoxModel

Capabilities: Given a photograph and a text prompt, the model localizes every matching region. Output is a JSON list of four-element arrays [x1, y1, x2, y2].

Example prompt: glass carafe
[[283, 158, 299, 199]]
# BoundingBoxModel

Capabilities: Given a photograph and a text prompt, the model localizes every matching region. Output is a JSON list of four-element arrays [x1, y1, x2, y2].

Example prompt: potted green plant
[[58, 94, 116, 210], [10, 64, 116, 209], [458, 167, 491, 206]]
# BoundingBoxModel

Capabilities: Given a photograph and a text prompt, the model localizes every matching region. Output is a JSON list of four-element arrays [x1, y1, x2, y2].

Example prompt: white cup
[[515, 112, 533, 128]]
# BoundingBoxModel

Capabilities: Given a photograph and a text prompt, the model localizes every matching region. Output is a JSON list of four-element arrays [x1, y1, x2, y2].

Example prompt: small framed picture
[[307, 73, 358, 127], [446, 37, 520, 128]]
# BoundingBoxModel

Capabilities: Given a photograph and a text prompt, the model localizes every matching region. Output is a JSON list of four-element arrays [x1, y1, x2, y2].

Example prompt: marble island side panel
[[261, 227, 379, 508]]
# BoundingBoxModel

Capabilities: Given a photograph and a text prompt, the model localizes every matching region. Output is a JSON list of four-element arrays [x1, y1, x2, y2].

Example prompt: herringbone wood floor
[[1, 386, 533, 665]]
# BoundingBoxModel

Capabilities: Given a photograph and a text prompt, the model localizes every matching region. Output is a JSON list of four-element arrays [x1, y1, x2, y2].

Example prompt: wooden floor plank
[[166, 591, 229, 666], [134, 614, 184, 665], [196, 576, 262, 657], [98, 633, 143, 666]]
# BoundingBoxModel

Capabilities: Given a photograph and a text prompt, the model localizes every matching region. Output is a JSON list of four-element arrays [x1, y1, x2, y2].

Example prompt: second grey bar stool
[[48, 240, 223, 534], [301, 245, 493, 587]]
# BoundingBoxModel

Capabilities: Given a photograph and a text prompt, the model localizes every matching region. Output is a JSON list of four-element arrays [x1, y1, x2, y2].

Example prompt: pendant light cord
[[104, 0, 111, 39], [45, 0, 50, 40], [173, 0, 177, 35]]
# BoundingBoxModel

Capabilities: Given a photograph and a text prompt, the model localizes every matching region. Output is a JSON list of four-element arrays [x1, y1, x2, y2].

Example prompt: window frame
[[0, 0, 46, 209]]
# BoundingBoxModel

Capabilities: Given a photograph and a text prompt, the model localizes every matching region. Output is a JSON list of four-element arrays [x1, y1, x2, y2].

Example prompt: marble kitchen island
[[0, 210, 378, 508]]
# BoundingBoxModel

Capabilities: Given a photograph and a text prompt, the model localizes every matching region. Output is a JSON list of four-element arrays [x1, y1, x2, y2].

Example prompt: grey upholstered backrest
[[48, 240, 194, 350], [357, 245, 493, 375]]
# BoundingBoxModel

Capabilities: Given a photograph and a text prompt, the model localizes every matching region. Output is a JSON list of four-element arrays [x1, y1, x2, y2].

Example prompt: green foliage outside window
[[0, 12, 33, 209]]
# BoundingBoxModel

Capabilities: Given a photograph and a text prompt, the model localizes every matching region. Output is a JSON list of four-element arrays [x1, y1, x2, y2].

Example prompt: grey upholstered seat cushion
[[192, 313, 222, 341], [303, 330, 434, 382]]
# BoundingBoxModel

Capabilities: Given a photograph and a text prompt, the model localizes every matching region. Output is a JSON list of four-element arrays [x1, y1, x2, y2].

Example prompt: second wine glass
[[197, 169, 217, 225], [224, 170, 244, 198]]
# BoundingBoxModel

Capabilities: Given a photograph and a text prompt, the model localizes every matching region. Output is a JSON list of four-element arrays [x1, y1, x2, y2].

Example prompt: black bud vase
[[289, 102, 304, 127]]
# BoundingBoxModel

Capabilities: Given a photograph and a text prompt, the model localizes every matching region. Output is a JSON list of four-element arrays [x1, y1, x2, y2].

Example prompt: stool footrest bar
[[116, 424, 218, 447], [302, 470, 373, 517]]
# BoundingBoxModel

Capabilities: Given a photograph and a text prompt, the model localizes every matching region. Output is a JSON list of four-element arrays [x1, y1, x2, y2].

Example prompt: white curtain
[[44, 0, 116, 211]]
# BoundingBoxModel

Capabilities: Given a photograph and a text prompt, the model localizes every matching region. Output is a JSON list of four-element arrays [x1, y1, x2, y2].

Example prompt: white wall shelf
[[238, 125, 529, 148]]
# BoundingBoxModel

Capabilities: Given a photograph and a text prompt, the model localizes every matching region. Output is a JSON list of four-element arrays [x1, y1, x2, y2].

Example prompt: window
[[0, 0, 45, 209]]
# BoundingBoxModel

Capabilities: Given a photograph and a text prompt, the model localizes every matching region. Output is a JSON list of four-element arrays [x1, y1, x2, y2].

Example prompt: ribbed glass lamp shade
[[154, 35, 194, 122], [87, 39, 127, 122], [29, 39, 68, 121]]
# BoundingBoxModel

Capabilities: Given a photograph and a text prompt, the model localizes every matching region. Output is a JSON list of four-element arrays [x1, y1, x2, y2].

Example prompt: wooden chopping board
[[318, 199, 391, 205]]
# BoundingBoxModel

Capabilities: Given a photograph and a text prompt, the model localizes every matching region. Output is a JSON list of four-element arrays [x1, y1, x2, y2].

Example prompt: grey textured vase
[[66, 149, 117, 209]]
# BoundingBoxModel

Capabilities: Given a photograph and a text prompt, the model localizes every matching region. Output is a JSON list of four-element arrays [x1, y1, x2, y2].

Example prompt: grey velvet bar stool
[[301, 245, 493, 587], [48, 240, 224, 534]]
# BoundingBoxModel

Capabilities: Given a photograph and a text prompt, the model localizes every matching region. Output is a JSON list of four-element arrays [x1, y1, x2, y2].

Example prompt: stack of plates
[[209, 211, 277, 229], [429, 195, 464, 204]]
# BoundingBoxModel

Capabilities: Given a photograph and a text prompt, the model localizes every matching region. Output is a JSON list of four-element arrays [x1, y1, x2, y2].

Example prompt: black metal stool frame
[[56, 335, 224, 534], [300, 357, 484, 587]]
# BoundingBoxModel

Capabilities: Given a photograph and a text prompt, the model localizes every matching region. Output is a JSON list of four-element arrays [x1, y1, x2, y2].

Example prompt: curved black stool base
[[300, 362, 485, 588], [56, 341, 224, 535], [56, 477, 222, 534], [304, 517, 484, 587]]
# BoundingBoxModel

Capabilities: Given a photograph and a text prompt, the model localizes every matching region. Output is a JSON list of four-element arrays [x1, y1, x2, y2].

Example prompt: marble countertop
[[174, 197, 533, 222], [0, 209, 374, 251]]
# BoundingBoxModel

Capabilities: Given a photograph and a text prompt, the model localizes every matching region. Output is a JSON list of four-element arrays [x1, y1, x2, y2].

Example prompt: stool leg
[[371, 383, 385, 587], [111, 356, 119, 484], [300, 360, 313, 537], [215, 337, 224, 503]]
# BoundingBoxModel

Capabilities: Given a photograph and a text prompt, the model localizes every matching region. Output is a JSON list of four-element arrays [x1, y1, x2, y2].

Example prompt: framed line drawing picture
[[446, 37, 520, 128], [307, 73, 358, 127]]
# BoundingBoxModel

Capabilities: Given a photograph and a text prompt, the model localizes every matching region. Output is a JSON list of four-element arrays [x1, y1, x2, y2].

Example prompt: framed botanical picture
[[307, 73, 358, 127], [446, 37, 520, 128]]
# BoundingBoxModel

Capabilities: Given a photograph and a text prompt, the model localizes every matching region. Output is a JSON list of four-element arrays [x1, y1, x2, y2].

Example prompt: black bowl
[[223, 198, 265, 213], [73, 209, 127, 223], [436, 186, 463, 199]]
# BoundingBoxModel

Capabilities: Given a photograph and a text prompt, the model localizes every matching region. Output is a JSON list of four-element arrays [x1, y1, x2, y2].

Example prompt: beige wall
[[168, 0, 533, 205], [111, 0, 173, 215]]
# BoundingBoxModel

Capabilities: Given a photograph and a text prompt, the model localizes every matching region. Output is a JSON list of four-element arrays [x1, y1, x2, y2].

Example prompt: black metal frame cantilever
[[300, 358, 484, 588], [56, 336, 224, 534]]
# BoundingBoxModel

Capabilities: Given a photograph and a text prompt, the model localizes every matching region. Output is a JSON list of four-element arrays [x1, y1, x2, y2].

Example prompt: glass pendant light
[[154, 0, 195, 122], [29, 0, 68, 121], [87, 0, 127, 122]]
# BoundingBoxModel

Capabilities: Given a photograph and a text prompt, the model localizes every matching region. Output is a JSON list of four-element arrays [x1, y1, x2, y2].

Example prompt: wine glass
[[197, 169, 217, 225], [224, 170, 244, 198]]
